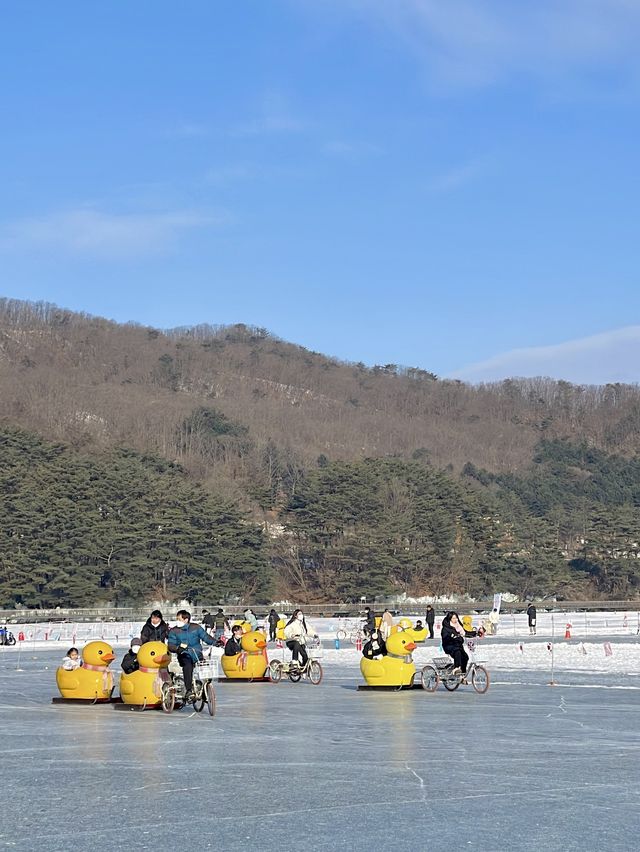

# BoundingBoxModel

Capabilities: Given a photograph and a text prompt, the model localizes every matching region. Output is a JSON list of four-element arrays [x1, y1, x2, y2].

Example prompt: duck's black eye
[[150, 650, 156, 656], [98, 650, 103, 655]]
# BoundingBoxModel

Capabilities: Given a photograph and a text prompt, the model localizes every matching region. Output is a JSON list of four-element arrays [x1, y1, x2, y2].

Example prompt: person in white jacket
[[283, 609, 313, 668], [61, 647, 81, 670]]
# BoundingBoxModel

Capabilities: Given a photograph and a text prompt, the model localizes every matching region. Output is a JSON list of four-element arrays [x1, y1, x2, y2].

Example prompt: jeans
[[177, 651, 197, 692]]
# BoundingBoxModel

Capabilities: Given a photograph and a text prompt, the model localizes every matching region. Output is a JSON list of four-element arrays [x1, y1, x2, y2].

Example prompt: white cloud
[[320, 0, 640, 91], [168, 122, 210, 139], [429, 159, 485, 192], [204, 164, 256, 185], [449, 326, 640, 385], [322, 140, 382, 158], [232, 91, 307, 137], [0, 208, 225, 259]]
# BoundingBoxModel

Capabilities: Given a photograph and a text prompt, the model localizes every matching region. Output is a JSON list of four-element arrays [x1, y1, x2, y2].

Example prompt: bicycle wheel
[[288, 665, 302, 683], [192, 683, 205, 712], [420, 665, 439, 692], [205, 682, 216, 716], [349, 630, 362, 645], [268, 661, 283, 684], [336, 629, 347, 641], [161, 683, 175, 714], [442, 671, 460, 691], [471, 665, 490, 694], [308, 660, 323, 685]]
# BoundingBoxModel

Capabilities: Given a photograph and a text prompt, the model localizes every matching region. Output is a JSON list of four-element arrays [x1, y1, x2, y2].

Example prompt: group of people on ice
[[60, 605, 315, 700], [362, 609, 486, 680]]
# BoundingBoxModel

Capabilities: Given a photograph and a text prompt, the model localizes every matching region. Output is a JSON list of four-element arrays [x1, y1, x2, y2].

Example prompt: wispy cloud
[[0, 207, 226, 259], [168, 122, 210, 139], [322, 140, 383, 158], [327, 0, 640, 91], [429, 159, 485, 192], [204, 164, 256, 185], [232, 91, 307, 137], [449, 326, 640, 385]]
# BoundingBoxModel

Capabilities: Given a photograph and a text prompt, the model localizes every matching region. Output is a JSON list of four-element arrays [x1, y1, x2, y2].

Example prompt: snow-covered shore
[[2, 613, 639, 677]]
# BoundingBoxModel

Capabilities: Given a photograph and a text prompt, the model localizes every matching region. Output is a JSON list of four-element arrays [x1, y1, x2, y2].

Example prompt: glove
[[180, 642, 188, 649]]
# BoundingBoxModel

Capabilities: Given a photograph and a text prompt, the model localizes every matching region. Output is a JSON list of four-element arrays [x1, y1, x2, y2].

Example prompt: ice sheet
[[1, 647, 639, 851]]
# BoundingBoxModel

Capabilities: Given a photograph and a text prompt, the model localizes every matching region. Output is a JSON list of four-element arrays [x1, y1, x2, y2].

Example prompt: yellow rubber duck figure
[[119, 641, 170, 707], [360, 631, 416, 687], [221, 630, 268, 679], [390, 617, 413, 636], [408, 624, 428, 643], [56, 640, 116, 702]]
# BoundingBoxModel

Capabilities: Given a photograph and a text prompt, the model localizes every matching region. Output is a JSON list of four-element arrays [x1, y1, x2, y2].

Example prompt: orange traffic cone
[[564, 623, 572, 640]]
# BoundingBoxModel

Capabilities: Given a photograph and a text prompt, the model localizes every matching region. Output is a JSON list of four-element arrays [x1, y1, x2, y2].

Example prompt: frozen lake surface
[[1, 647, 639, 851]]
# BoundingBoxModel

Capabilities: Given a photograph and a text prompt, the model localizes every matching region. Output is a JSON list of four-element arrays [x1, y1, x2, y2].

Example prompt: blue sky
[[1, 0, 639, 384]]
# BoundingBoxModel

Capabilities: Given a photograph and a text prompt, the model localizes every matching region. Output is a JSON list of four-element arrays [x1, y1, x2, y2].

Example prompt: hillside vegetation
[[1, 298, 639, 605]]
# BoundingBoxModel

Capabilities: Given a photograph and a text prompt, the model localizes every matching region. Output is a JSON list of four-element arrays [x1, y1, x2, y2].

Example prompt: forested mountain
[[1, 297, 640, 605]]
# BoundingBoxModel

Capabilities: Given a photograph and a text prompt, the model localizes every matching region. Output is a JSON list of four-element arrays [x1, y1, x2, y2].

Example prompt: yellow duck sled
[[119, 641, 170, 707], [360, 631, 417, 688], [55, 641, 116, 702], [221, 630, 269, 680]]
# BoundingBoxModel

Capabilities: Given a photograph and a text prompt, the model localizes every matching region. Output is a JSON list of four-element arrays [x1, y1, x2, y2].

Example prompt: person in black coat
[[267, 609, 279, 642], [441, 611, 483, 675], [140, 610, 169, 644], [121, 640, 141, 674], [363, 607, 376, 636], [224, 624, 244, 656], [425, 605, 435, 639], [527, 603, 537, 635], [362, 628, 387, 659]]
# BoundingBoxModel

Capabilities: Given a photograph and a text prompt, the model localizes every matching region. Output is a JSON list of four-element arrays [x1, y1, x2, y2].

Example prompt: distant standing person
[[527, 602, 537, 635], [202, 610, 215, 632], [425, 605, 435, 639], [213, 608, 229, 645], [267, 609, 279, 642], [140, 610, 169, 644], [380, 609, 394, 640], [363, 607, 376, 636], [488, 608, 500, 635]]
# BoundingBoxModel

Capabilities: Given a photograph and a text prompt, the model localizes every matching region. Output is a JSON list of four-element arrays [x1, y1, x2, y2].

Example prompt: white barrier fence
[[0, 610, 639, 647]]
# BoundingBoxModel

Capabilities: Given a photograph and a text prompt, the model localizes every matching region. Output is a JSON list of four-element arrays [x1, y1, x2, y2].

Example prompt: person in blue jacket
[[167, 609, 216, 702]]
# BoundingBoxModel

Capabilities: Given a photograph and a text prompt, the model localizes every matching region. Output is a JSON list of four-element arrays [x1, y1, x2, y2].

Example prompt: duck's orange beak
[[101, 653, 116, 663], [404, 642, 416, 652], [156, 654, 171, 666], [255, 639, 267, 649]]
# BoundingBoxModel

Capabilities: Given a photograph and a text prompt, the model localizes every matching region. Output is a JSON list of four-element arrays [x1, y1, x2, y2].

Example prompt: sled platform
[[112, 701, 163, 712], [357, 683, 423, 691], [51, 696, 115, 705], [218, 676, 271, 683]]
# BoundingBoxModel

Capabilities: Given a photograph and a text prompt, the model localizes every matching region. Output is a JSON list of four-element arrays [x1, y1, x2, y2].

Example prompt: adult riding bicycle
[[421, 639, 490, 694], [268, 635, 323, 684], [161, 657, 217, 715]]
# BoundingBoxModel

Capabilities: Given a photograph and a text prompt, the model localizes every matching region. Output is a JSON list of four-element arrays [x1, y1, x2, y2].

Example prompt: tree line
[[1, 298, 640, 603]]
